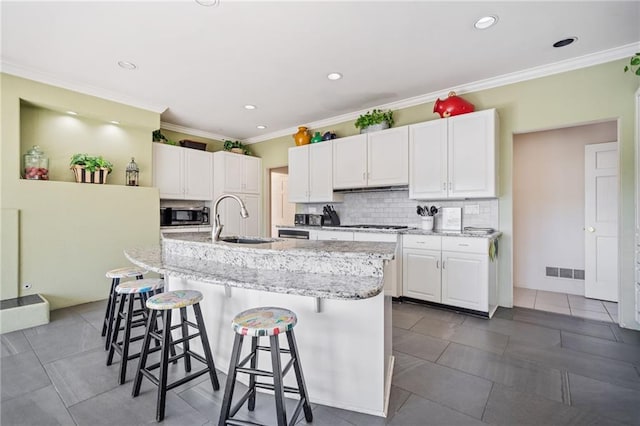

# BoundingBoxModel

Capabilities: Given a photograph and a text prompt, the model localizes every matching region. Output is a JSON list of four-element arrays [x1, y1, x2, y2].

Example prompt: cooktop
[[337, 224, 409, 230]]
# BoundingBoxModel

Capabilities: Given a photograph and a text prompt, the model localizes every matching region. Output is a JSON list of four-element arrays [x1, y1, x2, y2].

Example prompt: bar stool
[[132, 289, 220, 422], [102, 266, 148, 351], [219, 307, 313, 426], [107, 278, 164, 385]]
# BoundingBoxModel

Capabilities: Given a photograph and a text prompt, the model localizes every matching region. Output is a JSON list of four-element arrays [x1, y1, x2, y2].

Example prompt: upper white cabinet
[[333, 126, 409, 189], [288, 142, 342, 203], [213, 151, 261, 196], [409, 109, 498, 200], [153, 143, 213, 200]]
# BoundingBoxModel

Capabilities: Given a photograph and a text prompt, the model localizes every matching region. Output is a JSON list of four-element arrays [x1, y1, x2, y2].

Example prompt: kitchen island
[[125, 232, 397, 417]]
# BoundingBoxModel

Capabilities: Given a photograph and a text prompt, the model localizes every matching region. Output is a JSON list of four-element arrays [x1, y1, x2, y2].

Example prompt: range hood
[[333, 185, 408, 194]]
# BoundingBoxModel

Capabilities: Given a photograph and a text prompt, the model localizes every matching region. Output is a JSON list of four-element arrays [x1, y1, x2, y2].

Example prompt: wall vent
[[546, 267, 559, 277], [545, 266, 585, 280], [573, 269, 585, 280]]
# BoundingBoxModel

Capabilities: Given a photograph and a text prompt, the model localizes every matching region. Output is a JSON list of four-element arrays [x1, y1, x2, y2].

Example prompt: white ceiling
[[2, 1, 639, 143]]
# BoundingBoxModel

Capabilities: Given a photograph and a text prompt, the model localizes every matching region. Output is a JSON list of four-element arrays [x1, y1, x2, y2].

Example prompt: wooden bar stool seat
[[219, 306, 313, 426]]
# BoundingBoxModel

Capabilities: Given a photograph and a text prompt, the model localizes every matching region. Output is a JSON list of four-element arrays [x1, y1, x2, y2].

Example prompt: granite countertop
[[124, 245, 386, 300], [124, 232, 397, 300], [277, 225, 502, 240]]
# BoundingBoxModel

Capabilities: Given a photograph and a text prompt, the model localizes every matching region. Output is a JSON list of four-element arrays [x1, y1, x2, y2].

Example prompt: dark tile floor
[[1, 299, 639, 425]]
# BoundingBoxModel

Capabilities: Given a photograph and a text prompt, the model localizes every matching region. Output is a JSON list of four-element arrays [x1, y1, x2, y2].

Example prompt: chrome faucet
[[213, 193, 249, 241]]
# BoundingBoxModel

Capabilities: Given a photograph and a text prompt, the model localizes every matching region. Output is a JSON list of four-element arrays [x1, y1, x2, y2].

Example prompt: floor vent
[[545, 267, 585, 280]]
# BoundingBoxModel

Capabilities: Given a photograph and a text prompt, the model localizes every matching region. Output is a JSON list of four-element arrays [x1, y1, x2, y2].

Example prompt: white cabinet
[[353, 232, 401, 297], [153, 143, 213, 200], [213, 151, 261, 195], [217, 194, 260, 238], [409, 109, 498, 200], [288, 142, 342, 203], [315, 230, 354, 241], [333, 126, 409, 189], [402, 234, 498, 316]]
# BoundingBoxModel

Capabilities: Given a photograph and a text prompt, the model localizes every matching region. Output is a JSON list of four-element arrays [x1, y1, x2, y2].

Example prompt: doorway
[[513, 121, 619, 322], [269, 167, 296, 238]]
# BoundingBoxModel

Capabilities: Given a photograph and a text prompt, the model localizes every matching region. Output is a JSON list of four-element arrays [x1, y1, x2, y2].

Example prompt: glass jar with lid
[[23, 145, 49, 180]]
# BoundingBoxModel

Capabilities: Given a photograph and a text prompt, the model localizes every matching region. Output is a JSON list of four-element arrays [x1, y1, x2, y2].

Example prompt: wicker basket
[[71, 165, 110, 184]]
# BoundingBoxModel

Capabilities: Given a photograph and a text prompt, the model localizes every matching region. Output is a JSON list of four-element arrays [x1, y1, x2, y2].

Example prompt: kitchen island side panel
[[168, 276, 390, 417]]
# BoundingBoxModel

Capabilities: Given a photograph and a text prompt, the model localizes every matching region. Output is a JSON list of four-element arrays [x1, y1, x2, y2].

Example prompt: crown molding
[[0, 61, 168, 114], [243, 42, 640, 144], [160, 121, 232, 142]]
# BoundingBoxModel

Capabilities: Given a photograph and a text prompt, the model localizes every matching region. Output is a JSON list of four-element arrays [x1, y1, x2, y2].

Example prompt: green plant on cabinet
[[223, 139, 252, 155], [354, 109, 394, 130]]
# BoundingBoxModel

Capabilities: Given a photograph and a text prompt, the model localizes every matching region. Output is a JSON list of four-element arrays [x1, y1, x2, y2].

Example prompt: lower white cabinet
[[217, 194, 260, 238], [353, 232, 401, 297], [315, 230, 354, 241], [402, 234, 498, 316]]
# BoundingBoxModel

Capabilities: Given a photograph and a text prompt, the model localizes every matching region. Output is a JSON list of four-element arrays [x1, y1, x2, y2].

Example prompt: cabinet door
[[309, 142, 335, 202], [153, 143, 184, 199], [242, 156, 261, 194], [316, 230, 354, 241], [242, 194, 261, 237], [448, 109, 497, 198], [217, 197, 242, 237], [409, 120, 448, 200], [184, 149, 213, 200], [402, 248, 441, 302], [333, 134, 367, 189], [367, 126, 409, 186], [441, 251, 488, 311], [222, 153, 244, 193], [288, 146, 309, 202]]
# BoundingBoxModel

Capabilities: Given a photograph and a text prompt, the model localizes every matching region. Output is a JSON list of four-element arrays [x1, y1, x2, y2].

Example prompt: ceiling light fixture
[[195, 0, 219, 6], [257, 125, 267, 129], [109, 120, 120, 125], [474, 15, 498, 30], [244, 104, 257, 110], [327, 72, 343, 81], [66, 111, 78, 115], [553, 37, 577, 48], [117, 61, 137, 70]]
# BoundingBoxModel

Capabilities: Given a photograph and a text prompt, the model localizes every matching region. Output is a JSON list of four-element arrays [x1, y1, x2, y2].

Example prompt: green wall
[[1, 73, 161, 310], [160, 128, 225, 152], [251, 59, 640, 329]]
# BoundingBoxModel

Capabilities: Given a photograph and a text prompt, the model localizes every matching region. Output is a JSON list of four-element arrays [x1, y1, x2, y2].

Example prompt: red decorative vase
[[433, 91, 475, 118]]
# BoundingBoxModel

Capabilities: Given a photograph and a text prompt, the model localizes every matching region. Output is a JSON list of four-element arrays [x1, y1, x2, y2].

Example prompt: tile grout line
[[561, 370, 572, 406], [480, 382, 494, 422]]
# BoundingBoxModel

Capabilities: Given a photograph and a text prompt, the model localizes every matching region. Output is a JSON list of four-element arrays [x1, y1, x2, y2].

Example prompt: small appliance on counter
[[161, 206, 210, 226], [323, 205, 340, 226], [294, 214, 308, 226]]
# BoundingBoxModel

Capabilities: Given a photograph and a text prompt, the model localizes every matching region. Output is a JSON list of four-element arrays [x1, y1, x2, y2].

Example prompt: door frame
[[268, 165, 290, 238]]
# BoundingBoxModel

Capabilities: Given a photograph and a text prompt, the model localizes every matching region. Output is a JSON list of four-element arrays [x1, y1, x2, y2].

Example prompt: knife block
[[323, 211, 340, 226]]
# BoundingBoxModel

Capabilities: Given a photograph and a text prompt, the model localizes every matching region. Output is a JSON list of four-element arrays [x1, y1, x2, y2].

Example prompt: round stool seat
[[232, 307, 297, 337], [115, 278, 164, 294], [106, 266, 148, 279], [146, 290, 203, 311]]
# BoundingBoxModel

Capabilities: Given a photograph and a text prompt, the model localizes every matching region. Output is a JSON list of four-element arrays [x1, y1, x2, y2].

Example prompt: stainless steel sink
[[218, 236, 280, 244]]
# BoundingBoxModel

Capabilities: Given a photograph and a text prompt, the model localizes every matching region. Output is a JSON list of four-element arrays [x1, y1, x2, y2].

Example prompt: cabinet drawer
[[354, 232, 398, 243], [317, 230, 354, 241], [403, 234, 441, 250], [442, 237, 488, 254]]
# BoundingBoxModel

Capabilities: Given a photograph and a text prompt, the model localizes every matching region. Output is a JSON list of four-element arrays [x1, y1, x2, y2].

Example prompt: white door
[[243, 156, 261, 194], [288, 146, 309, 202], [243, 194, 261, 237], [441, 251, 487, 311], [403, 249, 441, 302], [332, 134, 367, 189], [367, 126, 409, 186], [271, 172, 295, 237], [585, 142, 618, 301], [184, 149, 213, 200], [152, 143, 184, 199], [309, 142, 334, 202], [223, 153, 244, 193], [409, 120, 448, 199]]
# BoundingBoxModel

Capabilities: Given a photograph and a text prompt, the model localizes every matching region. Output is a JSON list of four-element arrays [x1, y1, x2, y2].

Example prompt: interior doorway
[[512, 120, 619, 322], [269, 167, 296, 238]]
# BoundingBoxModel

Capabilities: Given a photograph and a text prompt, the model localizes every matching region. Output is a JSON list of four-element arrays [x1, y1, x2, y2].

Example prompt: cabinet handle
[[458, 243, 469, 247], [442, 261, 446, 269], [449, 182, 452, 191], [436, 260, 440, 269], [363, 172, 366, 180], [443, 182, 446, 190]]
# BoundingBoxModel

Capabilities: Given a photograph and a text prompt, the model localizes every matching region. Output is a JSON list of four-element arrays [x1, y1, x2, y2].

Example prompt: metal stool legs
[[103, 274, 143, 350]]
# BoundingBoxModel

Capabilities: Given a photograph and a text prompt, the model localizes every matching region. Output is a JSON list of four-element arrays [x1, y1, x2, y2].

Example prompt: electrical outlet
[[464, 204, 480, 215], [23, 283, 32, 290]]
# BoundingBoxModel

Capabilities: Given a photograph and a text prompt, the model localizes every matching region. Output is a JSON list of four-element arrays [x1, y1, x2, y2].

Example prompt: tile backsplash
[[298, 190, 498, 230]]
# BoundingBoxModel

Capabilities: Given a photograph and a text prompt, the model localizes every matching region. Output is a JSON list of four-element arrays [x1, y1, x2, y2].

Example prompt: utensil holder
[[421, 216, 434, 231]]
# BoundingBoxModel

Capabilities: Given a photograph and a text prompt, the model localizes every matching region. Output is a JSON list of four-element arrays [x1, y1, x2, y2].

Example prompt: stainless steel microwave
[[160, 207, 210, 226]]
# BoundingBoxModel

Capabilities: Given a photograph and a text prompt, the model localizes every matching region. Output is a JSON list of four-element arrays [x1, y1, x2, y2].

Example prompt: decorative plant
[[223, 140, 251, 155], [152, 129, 177, 145], [624, 53, 640, 76], [354, 109, 394, 130], [69, 153, 113, 174]]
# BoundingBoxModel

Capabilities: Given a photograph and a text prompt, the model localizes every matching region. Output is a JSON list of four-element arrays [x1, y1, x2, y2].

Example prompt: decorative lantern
[[125, 157, 139, 186]]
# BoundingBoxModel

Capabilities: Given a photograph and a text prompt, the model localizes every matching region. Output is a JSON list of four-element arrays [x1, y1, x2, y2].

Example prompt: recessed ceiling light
[[195, 0, 219, 6], [474, 15, 498, 30], [244, 104, 257, 110], [66, 111, 78, 115], [553, 37, 577, 48], [109, 120, 120, 125], [257, 125, 267, 129], [327, 72, 343, 81], [117, 61, 137, 70]]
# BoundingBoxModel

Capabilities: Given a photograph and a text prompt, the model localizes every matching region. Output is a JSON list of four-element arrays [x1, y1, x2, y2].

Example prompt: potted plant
[[223, 140, 251, 155], [354, 109, 394, 133], [152, 129, 177, 145], [70, 153, 113, 184], [624, 52, 640, 76]]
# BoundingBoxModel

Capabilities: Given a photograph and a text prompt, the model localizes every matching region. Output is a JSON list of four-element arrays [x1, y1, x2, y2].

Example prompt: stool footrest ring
[[254, 381, 301, 395]]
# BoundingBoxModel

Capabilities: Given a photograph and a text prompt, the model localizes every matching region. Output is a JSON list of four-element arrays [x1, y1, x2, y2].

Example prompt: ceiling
[[2, 1, 639, 143]]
